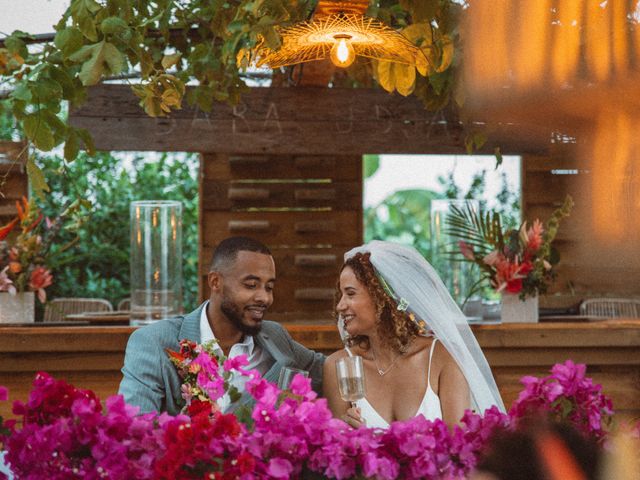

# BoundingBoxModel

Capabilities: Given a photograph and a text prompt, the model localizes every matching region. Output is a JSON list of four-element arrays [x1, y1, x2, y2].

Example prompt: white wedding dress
[[348, 339, 442, 429], [342, 241, 505, 415]]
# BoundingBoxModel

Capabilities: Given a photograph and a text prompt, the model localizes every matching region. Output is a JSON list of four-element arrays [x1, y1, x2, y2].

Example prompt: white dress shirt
[[199, 301, 272, 412]]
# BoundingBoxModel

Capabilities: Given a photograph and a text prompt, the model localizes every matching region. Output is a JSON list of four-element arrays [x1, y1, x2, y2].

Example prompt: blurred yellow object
[[464, 1, 640, 244], [598, 429, 640, 480]]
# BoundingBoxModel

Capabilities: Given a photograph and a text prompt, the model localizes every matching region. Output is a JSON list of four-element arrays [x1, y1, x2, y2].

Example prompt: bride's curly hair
[[335, 252, 420, 354]]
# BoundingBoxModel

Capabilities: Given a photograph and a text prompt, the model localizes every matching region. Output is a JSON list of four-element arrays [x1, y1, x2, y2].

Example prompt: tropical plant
[[447, 195, 574, 300], [0, 197, 84, 302]]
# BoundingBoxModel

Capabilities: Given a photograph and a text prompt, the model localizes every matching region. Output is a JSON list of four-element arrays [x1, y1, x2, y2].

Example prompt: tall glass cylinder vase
[[430, 199, 480, 308], [130, 201, 183, 326]]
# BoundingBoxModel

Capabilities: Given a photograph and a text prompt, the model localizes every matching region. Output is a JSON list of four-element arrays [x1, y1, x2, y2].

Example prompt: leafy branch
[[0, 0, 463, 182]]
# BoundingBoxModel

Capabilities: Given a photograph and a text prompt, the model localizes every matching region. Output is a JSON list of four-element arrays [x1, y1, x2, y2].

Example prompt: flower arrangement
[[448, 195, 574, 299], [0, 197, 78, 303], [509, 360, 614, 443], [166, 339, 246, 416], [1, 345, 628, 480]]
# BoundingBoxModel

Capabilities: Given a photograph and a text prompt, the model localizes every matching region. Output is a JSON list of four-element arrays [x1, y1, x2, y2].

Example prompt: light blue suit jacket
[[118, 303, 325, 415]]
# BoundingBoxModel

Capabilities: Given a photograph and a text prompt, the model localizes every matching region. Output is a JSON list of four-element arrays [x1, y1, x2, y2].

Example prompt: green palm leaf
[[445, 203, 504, 260]]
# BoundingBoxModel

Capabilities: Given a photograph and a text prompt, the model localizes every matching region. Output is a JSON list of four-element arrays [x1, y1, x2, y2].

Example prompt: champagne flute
[[277, 366, 308, 391], [335, 356, 366, 408]]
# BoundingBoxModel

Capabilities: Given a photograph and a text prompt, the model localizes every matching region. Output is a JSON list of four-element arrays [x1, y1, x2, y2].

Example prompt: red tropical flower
[[29, 267, 53, 303], [525, 219, 544, 252], [458, 240, 475, 260], [0, 217, 18, 241]]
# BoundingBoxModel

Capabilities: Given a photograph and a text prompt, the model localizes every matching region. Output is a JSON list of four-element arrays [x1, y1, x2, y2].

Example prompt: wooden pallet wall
[[0, 141, 28, 218], [523, 150, 640, 307], [199, 153, 362, 322]]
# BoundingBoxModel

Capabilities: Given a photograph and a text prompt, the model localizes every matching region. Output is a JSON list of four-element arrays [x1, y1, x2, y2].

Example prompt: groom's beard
[[220, 297, 263, 336]]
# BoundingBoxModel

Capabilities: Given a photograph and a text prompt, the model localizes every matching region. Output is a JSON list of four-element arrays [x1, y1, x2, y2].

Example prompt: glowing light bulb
[[330, 35, 355, 68]]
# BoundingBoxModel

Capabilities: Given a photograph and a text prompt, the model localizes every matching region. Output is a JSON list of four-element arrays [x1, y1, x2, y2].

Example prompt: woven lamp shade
[[257, 13, 426, 69]]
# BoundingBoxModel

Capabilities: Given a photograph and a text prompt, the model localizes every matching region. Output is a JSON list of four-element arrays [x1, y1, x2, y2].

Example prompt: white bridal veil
[[344, 240, 505, 414]]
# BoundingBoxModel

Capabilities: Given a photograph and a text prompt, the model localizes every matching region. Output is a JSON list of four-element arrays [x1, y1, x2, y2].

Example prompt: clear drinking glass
[[130, 200, 183, 326], [335, 356, 366, 408], [277, 366, 309, 390]]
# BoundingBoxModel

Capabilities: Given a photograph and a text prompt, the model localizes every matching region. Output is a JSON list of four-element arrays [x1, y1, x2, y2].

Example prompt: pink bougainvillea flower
[[267, 458, 293, 479], [191, 350, 219, 377], [223, 354, 249, 372], [196, 370, 225, 401], [29, 266, 53, 303], [0, 385, 8, 402]]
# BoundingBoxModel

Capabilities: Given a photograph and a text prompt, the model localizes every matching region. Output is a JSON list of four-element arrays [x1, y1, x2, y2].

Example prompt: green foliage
[[446, 204, 504, 260], [365, 188, 442, 261], [364, 157, 521, 302], [363, 154, 380, 179], [538, 194, 574, 265], [0, 0, 465, 171], [38, 150, 199, 311]]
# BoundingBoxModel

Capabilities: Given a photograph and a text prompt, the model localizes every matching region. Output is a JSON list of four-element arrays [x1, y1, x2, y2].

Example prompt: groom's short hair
[[210, 236, 271, 272]]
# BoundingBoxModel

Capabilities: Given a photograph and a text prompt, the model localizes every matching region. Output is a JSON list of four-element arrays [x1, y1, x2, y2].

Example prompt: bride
[[323, 241, 505, 429]]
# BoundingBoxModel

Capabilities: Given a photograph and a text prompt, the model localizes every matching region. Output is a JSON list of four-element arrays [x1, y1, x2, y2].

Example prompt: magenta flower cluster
[[0, 359, 620, 479], [508, 360, 614, 442]]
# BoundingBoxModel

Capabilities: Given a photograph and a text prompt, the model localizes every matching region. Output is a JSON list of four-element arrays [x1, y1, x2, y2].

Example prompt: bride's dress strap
[[427, 338, 438, 389], [345, 347, 354, 358]]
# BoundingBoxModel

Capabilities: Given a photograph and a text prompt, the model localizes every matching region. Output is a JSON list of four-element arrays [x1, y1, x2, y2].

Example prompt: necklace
[[371, 346, 401, 376]]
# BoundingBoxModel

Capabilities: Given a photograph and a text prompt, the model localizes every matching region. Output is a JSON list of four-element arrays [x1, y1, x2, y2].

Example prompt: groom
[[119, 236, 325, 415]]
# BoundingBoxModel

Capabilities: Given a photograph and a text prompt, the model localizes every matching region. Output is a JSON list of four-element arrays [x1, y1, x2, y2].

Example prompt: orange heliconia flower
[[0, 217, 19, 241], [16, 197, 43, 233]]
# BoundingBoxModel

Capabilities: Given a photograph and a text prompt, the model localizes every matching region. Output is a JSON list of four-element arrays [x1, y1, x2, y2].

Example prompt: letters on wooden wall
[[68, 84, 640, 311]]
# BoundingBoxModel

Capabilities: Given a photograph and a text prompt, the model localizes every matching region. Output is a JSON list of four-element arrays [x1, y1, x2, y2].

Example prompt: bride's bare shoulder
[[325, 348, 351, 366], [432, 338, 461, 370]]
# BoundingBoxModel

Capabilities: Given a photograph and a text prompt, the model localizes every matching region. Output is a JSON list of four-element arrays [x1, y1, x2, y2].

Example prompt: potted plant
[[446, 195, 574, 323], [0, 197, 80, 322]]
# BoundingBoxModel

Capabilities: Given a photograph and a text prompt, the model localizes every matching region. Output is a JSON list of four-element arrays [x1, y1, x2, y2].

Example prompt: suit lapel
[[178, 302, 206, 342], [255, 328, 288, 384], [255, 328, 286, 363]]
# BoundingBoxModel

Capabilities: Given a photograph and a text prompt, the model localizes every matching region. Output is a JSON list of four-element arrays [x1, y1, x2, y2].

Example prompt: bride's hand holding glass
[[335, 356, 366, 427]]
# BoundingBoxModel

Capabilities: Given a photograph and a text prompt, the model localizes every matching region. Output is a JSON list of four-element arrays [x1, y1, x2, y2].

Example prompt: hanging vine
[[0, 0, 464, 194]]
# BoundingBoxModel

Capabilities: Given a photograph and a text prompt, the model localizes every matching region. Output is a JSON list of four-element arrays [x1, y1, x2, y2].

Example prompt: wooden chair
[[579, 298, 640, 318], [117, 298, 131, 311], [44, 298, 113, 322]]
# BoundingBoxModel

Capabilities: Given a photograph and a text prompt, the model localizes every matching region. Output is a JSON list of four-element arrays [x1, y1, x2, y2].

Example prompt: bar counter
[[1, 320, 639, 420]]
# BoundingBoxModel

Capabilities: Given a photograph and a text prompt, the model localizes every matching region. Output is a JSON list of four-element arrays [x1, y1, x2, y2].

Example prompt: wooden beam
[[69, 85, 550, 155]]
